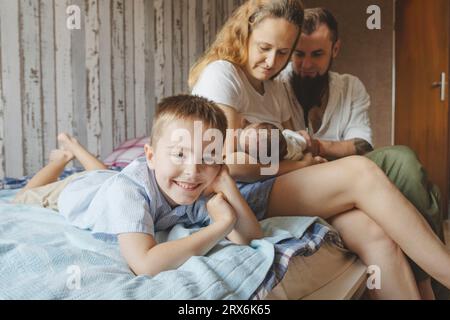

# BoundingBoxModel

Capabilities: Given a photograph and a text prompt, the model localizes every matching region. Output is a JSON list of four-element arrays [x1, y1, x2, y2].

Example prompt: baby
[[239, 122, 308, 162]]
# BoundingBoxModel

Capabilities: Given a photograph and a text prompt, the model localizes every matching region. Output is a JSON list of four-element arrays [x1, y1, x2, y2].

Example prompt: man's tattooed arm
[[354, 138, 374, 155]]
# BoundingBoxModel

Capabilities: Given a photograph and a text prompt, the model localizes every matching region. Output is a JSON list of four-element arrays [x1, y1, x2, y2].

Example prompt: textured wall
[[304, 0, 394, 148], [0, 0, 394, 178], [0, 0, 245, 177]]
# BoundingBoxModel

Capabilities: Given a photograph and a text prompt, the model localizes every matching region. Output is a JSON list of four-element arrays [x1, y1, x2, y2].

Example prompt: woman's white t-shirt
[[191, 60, 292, 129]]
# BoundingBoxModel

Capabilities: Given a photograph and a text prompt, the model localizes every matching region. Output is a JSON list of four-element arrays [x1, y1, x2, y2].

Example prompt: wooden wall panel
[[98, 0, 113, 159], [21, 0, 44, 174], [133, 0, 149, 138], [85, 0, 102, 157], [0, 0, 244, 177], [40, 0, 57, 164], [124, 0, 135, 140], [0, 0, 24, 177], [111, 0, 126, 148], [0, 5, 4, 179], [55, 0, 75, 143]]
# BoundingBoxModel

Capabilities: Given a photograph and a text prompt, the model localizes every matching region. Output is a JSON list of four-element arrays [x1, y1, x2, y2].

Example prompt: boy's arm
[[210, 168, 263, 244], [118, 219, 234, 277]]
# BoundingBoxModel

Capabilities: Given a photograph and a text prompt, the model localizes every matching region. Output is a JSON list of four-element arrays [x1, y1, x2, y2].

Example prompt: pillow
[[103, 136, 148, 168]]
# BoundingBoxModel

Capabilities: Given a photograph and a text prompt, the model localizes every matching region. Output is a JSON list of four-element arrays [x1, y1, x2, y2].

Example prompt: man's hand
[[298, 130, 321, 157], [302, 152, 328, 167]]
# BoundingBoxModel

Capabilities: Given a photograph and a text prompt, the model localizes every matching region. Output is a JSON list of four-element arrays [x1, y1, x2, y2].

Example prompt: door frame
[[393, 0, 450, 218]]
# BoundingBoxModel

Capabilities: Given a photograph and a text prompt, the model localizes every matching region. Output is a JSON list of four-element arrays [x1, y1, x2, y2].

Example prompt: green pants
[[366, 146, 448, 298]]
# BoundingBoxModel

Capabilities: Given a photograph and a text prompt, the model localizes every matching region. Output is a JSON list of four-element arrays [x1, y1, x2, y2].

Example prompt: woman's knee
[[342, 156, 387, 188]]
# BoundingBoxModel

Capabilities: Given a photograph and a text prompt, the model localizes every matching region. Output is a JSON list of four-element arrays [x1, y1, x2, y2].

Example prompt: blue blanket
[[0, 190, 342, 300]]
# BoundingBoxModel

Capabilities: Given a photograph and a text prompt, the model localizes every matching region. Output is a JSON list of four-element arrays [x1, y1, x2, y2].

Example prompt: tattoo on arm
[[354, 139, 374, 155]]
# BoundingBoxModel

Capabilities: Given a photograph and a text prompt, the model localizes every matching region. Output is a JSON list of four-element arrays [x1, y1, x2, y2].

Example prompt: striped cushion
[[103, 137, 148, 168]]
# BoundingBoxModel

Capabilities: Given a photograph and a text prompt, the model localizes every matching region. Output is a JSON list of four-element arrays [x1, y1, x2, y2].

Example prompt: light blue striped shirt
[[58, 157, 211, 242]]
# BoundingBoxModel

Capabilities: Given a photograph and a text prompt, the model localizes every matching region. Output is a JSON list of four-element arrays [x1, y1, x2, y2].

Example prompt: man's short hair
[[303, 8, 339, 44], [150, 95, 228, 146]]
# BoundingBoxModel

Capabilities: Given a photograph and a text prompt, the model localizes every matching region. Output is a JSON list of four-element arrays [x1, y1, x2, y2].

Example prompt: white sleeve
[[342, 78, 373, 146], [191, 61, 242, 111]]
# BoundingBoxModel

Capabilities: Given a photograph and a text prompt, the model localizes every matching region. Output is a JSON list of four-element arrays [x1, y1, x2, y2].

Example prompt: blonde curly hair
[[189, 0, 304, 89]]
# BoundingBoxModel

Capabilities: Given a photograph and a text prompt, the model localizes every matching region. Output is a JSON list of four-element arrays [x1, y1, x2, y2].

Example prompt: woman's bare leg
[[329, 209, 420, 300], [267, 156, 450, 288], [22, 150, 74, 191], [58, 133, 107, 171]]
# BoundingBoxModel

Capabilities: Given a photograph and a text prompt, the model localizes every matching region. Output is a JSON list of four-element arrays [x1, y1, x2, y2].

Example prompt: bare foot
[[49, 149, 74, 163], [57, 133, 79, 154]]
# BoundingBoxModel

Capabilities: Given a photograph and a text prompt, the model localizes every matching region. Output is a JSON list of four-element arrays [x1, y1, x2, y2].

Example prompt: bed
[[0, 139, 368, 300], [0, 184, 367, 300]]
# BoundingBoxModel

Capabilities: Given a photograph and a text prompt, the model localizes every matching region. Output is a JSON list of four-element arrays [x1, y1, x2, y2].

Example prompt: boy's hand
[[206, 192, 237, 228], [202, 165, 233, 197]]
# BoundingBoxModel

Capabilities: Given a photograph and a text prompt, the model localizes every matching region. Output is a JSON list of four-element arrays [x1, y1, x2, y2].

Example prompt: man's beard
[[290, 63, 332, 126]]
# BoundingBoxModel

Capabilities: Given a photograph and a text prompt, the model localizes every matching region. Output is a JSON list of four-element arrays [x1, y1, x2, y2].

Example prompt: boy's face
[[145, 119, 222, 207]]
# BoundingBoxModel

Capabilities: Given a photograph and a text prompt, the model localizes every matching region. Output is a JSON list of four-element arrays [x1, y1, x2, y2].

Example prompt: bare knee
[[347, 155, 383, 177], [343, 156, 390, 193]]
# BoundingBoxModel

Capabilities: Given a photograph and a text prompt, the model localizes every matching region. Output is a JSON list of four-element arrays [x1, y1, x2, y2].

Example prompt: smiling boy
[[13, 95, 269, 277]]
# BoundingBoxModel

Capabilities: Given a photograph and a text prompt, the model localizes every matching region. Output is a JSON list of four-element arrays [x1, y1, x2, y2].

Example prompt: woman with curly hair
[[190, 0, 450, 299]]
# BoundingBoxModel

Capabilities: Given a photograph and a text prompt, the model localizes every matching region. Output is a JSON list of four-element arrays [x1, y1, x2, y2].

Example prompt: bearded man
[[280, 7, 446, 300]]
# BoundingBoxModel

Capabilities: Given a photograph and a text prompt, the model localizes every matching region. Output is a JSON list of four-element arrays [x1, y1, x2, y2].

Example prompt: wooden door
[[395, 0, 450, 217]]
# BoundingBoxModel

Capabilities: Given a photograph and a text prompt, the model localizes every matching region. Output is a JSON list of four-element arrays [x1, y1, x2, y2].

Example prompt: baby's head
[[239, 122, 288, 162], [145, 95, 228, 207]]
